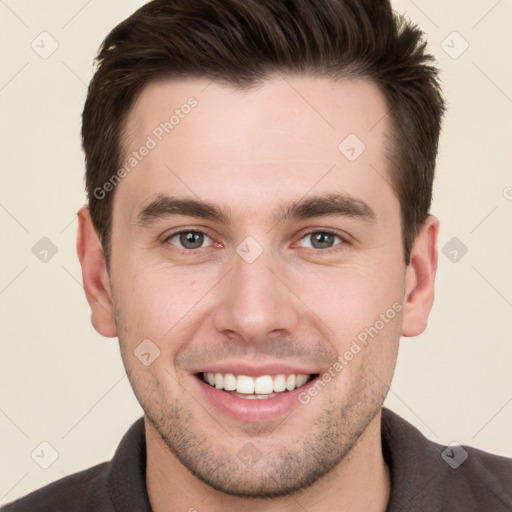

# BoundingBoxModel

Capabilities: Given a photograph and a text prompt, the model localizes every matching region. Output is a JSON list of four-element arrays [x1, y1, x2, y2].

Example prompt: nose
[[212, 246, 300, 344]]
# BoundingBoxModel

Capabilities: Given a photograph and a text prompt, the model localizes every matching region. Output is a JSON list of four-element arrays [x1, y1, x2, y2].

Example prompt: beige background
[[1, 0, 511, 505]]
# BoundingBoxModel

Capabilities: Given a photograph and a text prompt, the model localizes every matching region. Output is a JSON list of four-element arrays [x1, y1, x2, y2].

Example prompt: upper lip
[[191, 361, 321, 377]]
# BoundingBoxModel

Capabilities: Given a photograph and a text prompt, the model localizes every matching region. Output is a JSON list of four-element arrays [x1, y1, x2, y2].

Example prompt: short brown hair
[[82, 0, 445, 269]]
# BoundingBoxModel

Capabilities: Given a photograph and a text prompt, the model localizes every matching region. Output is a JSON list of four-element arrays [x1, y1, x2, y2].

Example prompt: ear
[[76, 205, 117, 338], [401, 214, 439, 337]]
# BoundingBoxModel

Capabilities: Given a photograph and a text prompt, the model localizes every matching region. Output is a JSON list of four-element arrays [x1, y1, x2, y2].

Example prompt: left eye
[[166, 231, 213, 250], [298, 231, 343, 250]]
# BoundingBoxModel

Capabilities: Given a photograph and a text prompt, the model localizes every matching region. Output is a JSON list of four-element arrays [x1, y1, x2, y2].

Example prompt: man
[[3, 0, 511, 511]]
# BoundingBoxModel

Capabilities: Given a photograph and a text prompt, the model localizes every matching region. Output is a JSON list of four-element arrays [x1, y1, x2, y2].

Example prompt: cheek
[[111, 268, 171, 343], [112, 263, 215, 348], [298, 263, 404, 340], [296, 264, 404, 392]]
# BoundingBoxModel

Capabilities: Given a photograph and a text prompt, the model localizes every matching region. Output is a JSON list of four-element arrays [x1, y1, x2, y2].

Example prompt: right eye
[[164, 230, 215, 251]]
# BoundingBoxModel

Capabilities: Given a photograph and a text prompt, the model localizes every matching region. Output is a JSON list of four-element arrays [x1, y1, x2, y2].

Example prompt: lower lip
[[194, 375, 319, 422]]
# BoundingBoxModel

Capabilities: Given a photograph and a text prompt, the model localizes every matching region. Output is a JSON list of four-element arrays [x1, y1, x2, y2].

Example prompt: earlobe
[[401, 215, 439, 337], [76, 205, 117, 338]]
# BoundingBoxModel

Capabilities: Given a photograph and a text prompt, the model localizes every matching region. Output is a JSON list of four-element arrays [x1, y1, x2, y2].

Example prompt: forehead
[[115, 75, 394, 226]]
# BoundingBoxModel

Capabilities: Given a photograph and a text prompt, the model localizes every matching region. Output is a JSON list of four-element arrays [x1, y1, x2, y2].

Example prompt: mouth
[[192, 366, 320, 425], [198, 371, 318, 400]]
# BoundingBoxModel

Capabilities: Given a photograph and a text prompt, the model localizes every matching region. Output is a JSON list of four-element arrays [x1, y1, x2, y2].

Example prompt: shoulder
[[381, 408, 512, 511], [1, 417, 147, 512], [442, 442, 512, 507], [1, 462, 112, 512]]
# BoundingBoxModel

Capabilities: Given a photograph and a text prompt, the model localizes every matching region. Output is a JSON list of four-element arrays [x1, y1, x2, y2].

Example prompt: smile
[[200, 372, 315, 399]]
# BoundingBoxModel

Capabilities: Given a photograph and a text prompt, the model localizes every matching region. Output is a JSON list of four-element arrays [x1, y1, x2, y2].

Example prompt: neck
[[145, 411, 390, 512]]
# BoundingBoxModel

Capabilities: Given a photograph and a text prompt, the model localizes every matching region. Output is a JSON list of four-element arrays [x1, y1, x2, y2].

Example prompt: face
[[87, 76, 415, 497]]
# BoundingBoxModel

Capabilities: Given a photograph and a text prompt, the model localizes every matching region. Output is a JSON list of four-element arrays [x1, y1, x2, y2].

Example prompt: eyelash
[[162, 229, 348, 254]]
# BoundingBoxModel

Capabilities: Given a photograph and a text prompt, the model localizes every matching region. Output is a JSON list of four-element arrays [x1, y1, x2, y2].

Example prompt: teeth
[[202, 372, 313, 395], [296, 374, 308, 388], [237, 375, 255, 394], [285, 374, 296, 391], [274, 374, 286, 392], [223, 373, 237, 391], [254, 375, 274, 394]]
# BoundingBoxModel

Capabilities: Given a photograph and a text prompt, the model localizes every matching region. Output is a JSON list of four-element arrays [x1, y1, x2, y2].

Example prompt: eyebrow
[[135, 192, 377, 228]]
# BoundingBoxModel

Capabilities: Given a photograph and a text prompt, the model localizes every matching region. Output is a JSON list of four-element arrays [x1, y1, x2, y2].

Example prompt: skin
[[77, 75, 439, 512]]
